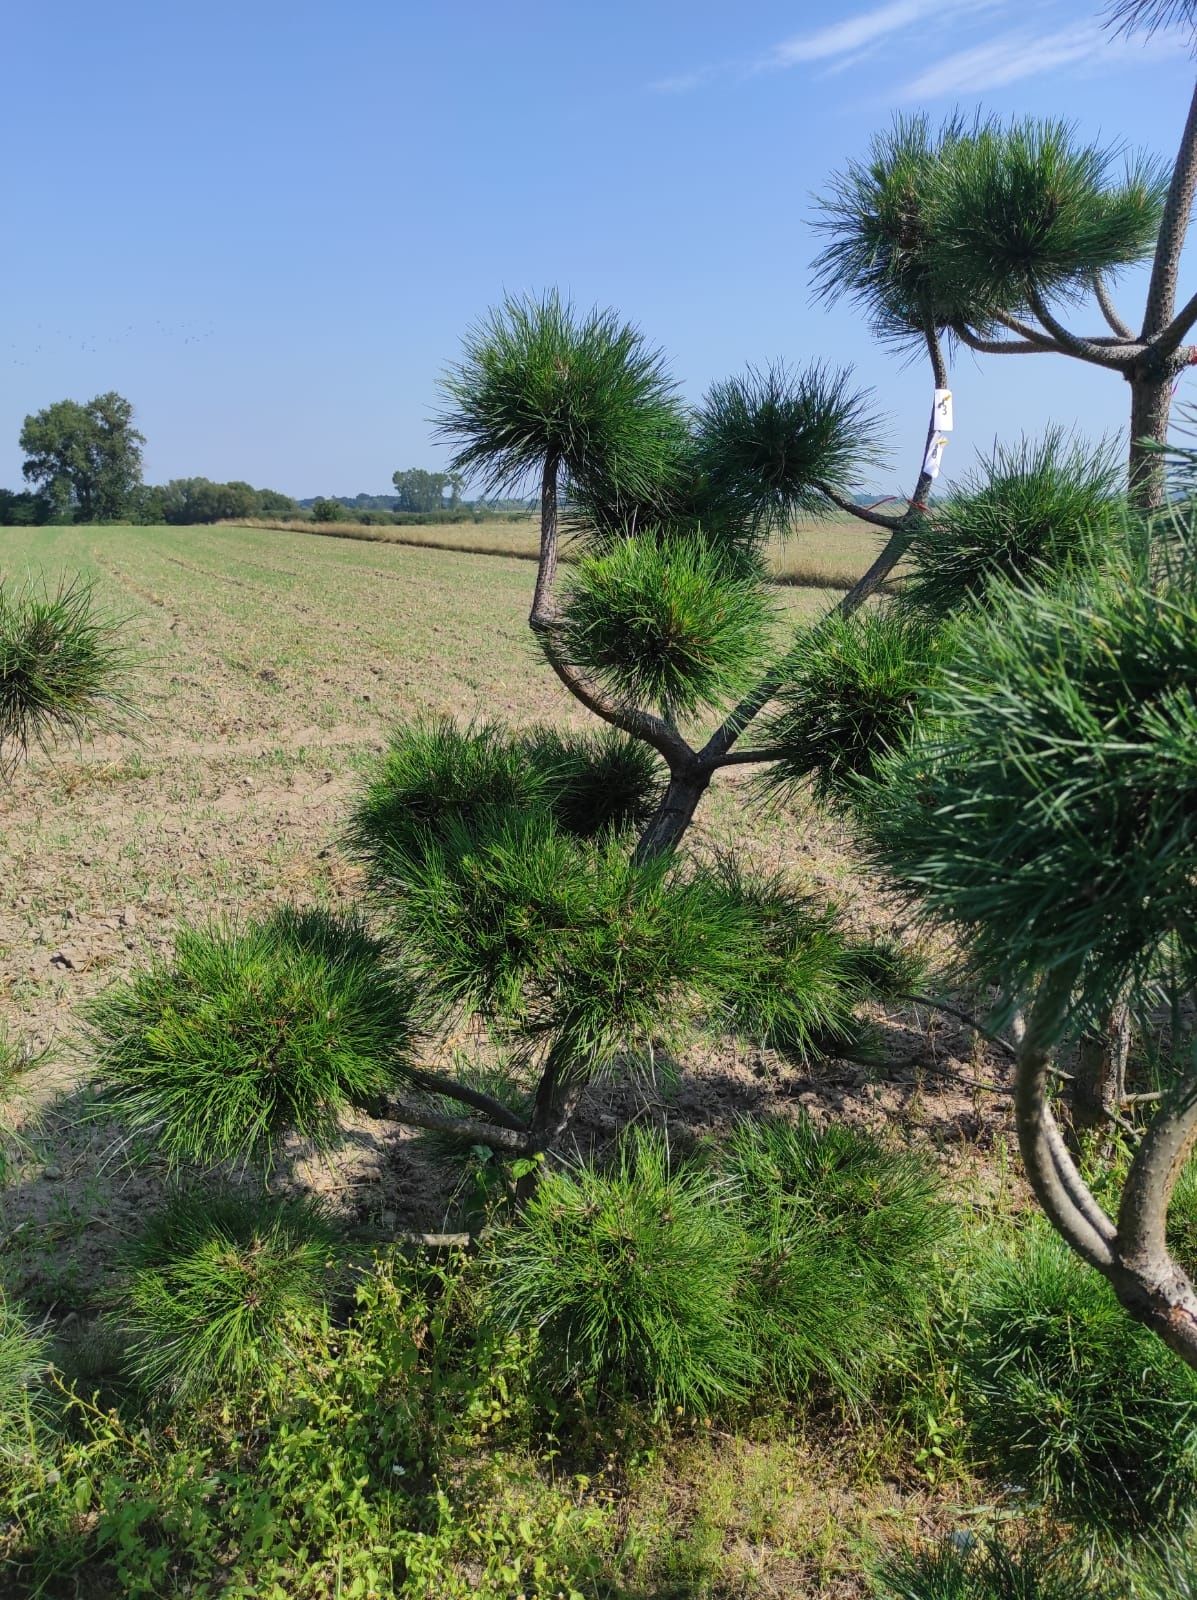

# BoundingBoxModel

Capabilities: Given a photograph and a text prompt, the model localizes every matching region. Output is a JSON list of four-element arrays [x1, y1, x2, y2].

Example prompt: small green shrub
[[958, 1224, 1197, 1530], [2, 1255, 610, 1598], [874, 1535, 1101, 1600], [722, 1116, 950, 1402], [556, 532, 774, 718], [762, 607, 948, 804], [120, 1188, 340, 1401], [0, 577, 128, 767], [899, 431, 1121, 619], [488, 1129, 754, 1415], [89, 906, 415, 1166]]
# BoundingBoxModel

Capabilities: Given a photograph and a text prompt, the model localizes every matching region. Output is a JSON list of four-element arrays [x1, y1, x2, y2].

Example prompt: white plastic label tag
[[923, 435, 949, 479], [933, 388, 954, 430]]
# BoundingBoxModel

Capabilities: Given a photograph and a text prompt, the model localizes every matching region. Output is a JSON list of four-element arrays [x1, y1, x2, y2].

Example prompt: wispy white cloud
[[649, 68, 713, 95], [898, 20, 1189, 97], [769, 0, 977, 67], [648, 0, 996, 91], [649, 1, 1186, 98]]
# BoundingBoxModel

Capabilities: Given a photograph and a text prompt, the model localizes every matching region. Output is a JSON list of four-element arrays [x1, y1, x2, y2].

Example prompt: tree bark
[[631, 763, 713, 865], [1129, 369, 1174, 509], [1073, 1004, 1131, 1135], [529, 453, 560, 624], [1142, 79, 1197, 343]]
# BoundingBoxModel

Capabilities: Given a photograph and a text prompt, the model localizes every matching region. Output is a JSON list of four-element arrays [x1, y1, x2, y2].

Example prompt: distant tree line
[[0, 391, 535, 527]]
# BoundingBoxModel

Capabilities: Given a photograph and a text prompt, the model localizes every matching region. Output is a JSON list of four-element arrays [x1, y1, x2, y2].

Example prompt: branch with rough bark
[[1025, 285, 1140, 369], [1094, 272, 1135, 339], [1014, 967, 1197, 1368]]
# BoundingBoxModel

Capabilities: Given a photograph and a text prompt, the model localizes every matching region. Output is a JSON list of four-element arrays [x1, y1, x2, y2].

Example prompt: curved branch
[[956, 324, 1061, 356], [1093, 273, 1135, 339], [709, 744, 782, 769], [527, 454, 697, 771], [813, 482, 902, 530], [1014, 965, 1117, 1271], [1118, 1075, 1197, 1272], [903, 993, 1018, 1059], [380, 1098, 531, 1154], [401, 1066, 529, 1132], [1150, 283, 1197, 360], [534, 623, 697, 768], [991, 308, 1061, 349], [1025, 285, 1139, 369]]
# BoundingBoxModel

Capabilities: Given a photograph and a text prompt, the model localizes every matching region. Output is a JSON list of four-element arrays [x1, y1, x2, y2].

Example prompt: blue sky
[[3, 1, 1195, 499]]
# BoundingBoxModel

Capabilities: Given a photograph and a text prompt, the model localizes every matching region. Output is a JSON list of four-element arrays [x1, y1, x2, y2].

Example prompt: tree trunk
[[512, 1063, 587, 1202], [1129, 371, 1173, 511], [1073, 1004, 1131, 1136], [529, 453, 560, 624], [632, 765, 713, 865]]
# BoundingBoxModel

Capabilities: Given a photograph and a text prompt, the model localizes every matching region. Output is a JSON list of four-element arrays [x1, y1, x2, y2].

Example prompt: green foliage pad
[[89, 907, 415, 1167], [120, 1188, 340, 1400]]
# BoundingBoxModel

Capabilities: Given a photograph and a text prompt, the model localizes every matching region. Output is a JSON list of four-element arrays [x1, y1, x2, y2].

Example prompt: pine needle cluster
[[814, 114, 1164, 348], [957, 1225, 1197, 1531], [898, 432, 1122, 619], [88, 907, 415, 1167], [0, 578, 130, 769], [488, 1119, 946, 1416], [346, 718, 663, 885], [763, 608, 949, 805], [721, 1116, 949, 1403], [556, 532, 775, 719], [861, 517, 1197, 1017], [487, 1129, 755, 1415], [702, 860, 866, 1057], [120, 1188, 340, 1400], [434, 290, 684, 502], [694, 363, 886, 534], [874, 1536, 1099, 1600]]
